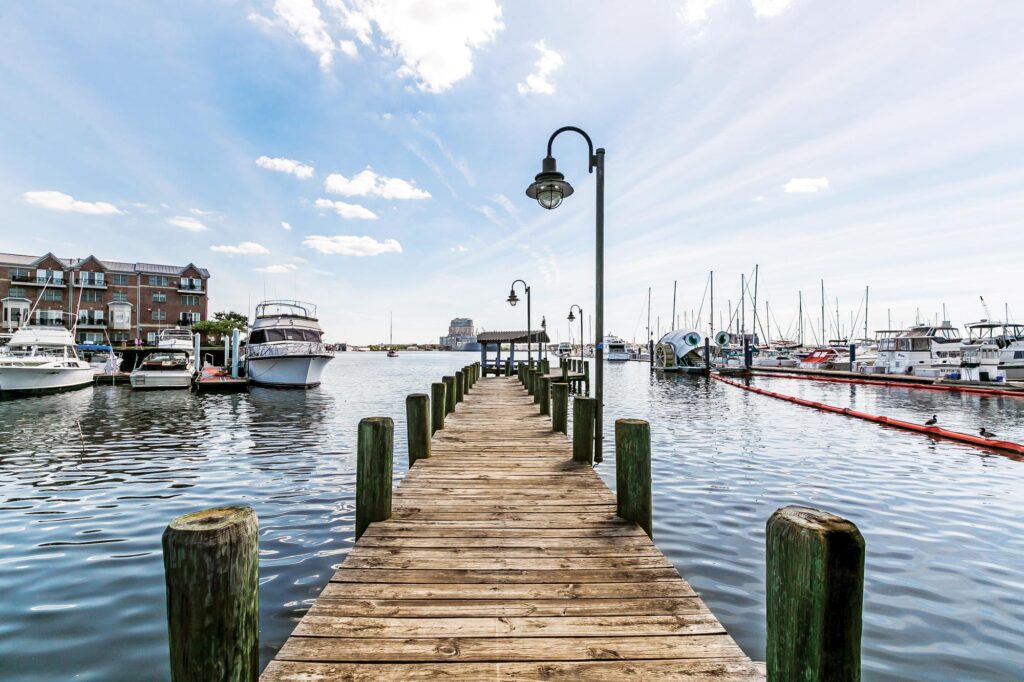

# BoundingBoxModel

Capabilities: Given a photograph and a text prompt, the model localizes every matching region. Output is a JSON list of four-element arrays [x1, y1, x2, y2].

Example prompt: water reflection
[[1, 356, 1023, 680]]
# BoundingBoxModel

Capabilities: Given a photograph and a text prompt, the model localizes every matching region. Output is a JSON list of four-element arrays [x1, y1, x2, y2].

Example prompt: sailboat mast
[[741, 275, 746, 338], [766, 300, 770, 346], [752, 264, 759, 345], [798, 291, 803, 346], [709, 270, 715, 337], [671, 280, 677, 332], [820, 280, 825, 346], [647, 287, 651, 346], [865, 285, 869, 339]]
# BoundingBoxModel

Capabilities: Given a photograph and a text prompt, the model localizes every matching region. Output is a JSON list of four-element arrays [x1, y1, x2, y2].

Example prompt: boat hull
[[130, 370, 194, 390], [0, 366, 94, 396], [247, 354, 333, 388]]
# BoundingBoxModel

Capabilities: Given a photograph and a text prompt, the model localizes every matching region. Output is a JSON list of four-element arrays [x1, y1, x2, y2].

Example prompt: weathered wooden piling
[[551, 382, 569, 433], [406, 394, 431, 466], [355, 417, 393, 540], [561, 362, 569, 384], [533, 371, 543, 405], [766, 505, 865, 682], [455, 370, 465, 403], [538, 376, 551, 415], [572, 396, 596, 464], [430, 382, 446, 434], [615, 419, 653, 538], [442, 375, 456, 414], [526, 368, 536, 396], [162, 506, 259, 682]]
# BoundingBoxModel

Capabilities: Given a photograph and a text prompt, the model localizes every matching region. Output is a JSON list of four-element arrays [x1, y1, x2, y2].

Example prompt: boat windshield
[[7, 344, 68, 358], [249, 328, 322, 344]]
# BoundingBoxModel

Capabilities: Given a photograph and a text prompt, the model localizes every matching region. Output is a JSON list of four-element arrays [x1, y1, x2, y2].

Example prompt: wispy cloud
[[314, 197, 378, 220], [450, 244, 469, 253], [517, 41, 563, 95], [256, 263, 299, 274], [324, 168, 430, 199], [256, 155, 315, 179], [281, 221, 293, 231], [338, 0, 504, 92], [475, 204, 500, 225], [166, 216, 209, 232], [210, 241, 269, 254], [752, 0, 796, 18], [303, 234, 403, 256], [677, 0, 718, 33], [23, 190, 122, 215], [784, 176, 830, 193]]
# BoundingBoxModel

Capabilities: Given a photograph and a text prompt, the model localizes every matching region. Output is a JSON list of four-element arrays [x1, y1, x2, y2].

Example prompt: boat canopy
[[75, 344, 113, 352], [255, 300, 318, 320]]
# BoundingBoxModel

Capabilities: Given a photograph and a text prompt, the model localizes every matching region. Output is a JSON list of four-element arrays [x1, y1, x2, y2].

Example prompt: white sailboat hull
[[247, 355, 333, 387], [0, 365, 93, 395]]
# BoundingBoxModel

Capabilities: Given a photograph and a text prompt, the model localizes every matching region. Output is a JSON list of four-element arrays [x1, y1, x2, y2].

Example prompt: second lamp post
[[506, 279, 533, 366]]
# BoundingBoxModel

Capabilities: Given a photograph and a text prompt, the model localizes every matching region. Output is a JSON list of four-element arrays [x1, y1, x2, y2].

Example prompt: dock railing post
[[615, 419, 652, 538], [572, 396, 596, 464], [356, 417, 393, 540], [406, 394, 431, 466], [766, 506, 865, 682], [162, 506, 259, 682], [455, 370, 465, 403], [443, 375, 456, 414], [552, 382, 569, 434], [583, 359, 591, 395], [539, 376, 551, 415], [431, 382, 446, 434], [533, 370, 543, 405], [526, 368, 535, 395]]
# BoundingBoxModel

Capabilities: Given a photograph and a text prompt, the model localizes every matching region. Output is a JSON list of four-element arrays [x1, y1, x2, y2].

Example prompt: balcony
[[77, 317, 106, 329], [177, 283, 205, 294], [75, 276, 107, 289], [11, 274, 66, 287], [32, 317, 70, 328]]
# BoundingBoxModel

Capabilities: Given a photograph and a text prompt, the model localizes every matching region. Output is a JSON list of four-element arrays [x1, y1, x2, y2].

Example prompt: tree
[[193, 311, 248, 343]]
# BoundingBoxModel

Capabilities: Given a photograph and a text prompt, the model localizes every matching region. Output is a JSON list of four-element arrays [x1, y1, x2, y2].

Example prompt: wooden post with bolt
[[406, 394, 431, 466], [538, 376, 551, 415], [572, 396, 596, 464], [615, 419, 652, 538], [430, 382, 446, 434], [443, 376, 456, 414], [551, 382, 569, 434]]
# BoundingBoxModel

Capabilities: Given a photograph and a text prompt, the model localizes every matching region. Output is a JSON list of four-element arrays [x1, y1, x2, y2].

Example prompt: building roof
[[0, 252, 209, 277], [477, 330, 551, 344]]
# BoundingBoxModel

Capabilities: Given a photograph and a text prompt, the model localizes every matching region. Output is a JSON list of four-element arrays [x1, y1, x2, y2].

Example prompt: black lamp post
[[507, 279, 532, 366], [568, 305, 583, 365], [540, 316, 547, 359], [527, 127, 605, 463]]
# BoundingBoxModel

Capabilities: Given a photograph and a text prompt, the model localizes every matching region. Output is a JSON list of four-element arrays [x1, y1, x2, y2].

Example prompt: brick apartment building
[[0, 252, 209, 345]]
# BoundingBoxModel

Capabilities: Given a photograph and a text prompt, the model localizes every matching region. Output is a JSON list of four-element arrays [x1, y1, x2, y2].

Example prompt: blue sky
[[2, 1, 1021, 344]]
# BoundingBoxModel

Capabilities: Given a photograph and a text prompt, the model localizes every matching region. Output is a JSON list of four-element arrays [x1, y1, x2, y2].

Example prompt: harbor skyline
[[2, 1, 1021, 343]]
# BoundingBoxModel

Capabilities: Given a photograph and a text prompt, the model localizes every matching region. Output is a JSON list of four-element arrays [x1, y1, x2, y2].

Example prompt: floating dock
[[262, 377, 762, 680]]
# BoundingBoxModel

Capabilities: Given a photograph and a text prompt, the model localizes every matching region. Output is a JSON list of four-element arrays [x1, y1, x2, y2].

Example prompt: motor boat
[[245, 300, 333, 387], [997, 324, 1024, 380], [76, 343, 123, 376], [654, 329, 711, 373], [0, 326, 94, 395], [873, 322, 963, 376], [798, 347, 847, 370], [158, 328, 195, 356], [130, 348, 196, 389], [556, 342, 572, 357], [605, 335, 631, 362], [956, 320, 1021, 383], [752, 349, 798, 368]]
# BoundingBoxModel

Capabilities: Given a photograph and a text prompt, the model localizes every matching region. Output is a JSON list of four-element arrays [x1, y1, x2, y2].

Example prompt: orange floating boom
[[712, 374, 1024, 456], [748, 370, 1024, 399]]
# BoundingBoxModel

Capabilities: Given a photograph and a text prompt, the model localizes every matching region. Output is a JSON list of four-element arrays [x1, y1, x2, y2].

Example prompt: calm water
[[1, 353, 1023, 680]]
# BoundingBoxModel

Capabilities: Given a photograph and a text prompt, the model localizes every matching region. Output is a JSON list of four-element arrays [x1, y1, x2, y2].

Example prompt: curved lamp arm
[[510, 278, 530, 294], [547, 126, 597, 173]]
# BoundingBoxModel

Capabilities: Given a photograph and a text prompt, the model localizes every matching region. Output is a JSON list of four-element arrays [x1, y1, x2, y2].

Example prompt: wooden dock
[[262, 377, 762, 680]]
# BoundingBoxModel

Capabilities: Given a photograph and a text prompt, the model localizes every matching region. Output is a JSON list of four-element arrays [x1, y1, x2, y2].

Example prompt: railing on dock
[[161, 360, 866, 681]]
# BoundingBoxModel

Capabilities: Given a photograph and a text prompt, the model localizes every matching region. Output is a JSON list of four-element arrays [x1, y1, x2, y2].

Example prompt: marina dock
[[261, 375, 763, 680]]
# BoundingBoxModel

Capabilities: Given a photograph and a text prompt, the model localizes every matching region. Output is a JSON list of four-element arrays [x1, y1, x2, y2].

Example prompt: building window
[[10, 267, 31, 281], [152, 291, 167, 303], [78, 272, 105, 286], [111, 274, 131, 286], [180, 294, 199, 306], [151, 309, 166, 321], [112, 291, 129, 302], [179, 312, 201, 324], [147, 332, 158, 344], [42, 290, 62, 302], [180, 277, 202, 291], [111, 332, 129, 343], [82, 290, 102, 303], [9, 286, 26, 299], [148, 275, 170, 287]]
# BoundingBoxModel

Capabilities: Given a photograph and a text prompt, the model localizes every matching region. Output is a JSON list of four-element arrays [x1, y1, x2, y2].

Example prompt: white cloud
[[339, 39, 358, 57], [784, 176, 830, 193], [190, 207, 215, 216], [314, 197, 378, 220], [475, 204, 500, 225], [678, 0, 717, 30], [450, 244, 469, 253], [303, 234, 403, 256], [166, 216, 209, 232], [210, 241, 270, 255], [753, 195, 765, 202], [281, 221, 293, 231], [23, 190, 122, 216], [324, 168, 430, 199], [256, 155, 315, 179], [517, 41, 563, 95], [269, 0, 337, 69], [752, 0, 795, 18], [256, 263, 299, 274], [338, 0, 503, 93]]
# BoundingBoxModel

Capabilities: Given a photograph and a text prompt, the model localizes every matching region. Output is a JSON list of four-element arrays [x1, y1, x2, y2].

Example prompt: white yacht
[[873, 322, 963, 376], [556, 342, 572, 357], [994, 324, 1024, 380], [654, 329, 711, 373], [157, 328, 195, 355], [130, 348, 195, 389], [605, 335, 631, 362], [245, 300, 333, 387], [0, 327, 94, 396]]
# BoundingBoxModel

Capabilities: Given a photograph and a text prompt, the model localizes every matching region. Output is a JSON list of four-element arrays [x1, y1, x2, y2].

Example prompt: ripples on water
[[1, 355, 1023, 680]]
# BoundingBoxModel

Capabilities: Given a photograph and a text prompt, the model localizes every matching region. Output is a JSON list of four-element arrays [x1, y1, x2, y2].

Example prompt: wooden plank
[[262, 376, 759, 680]]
